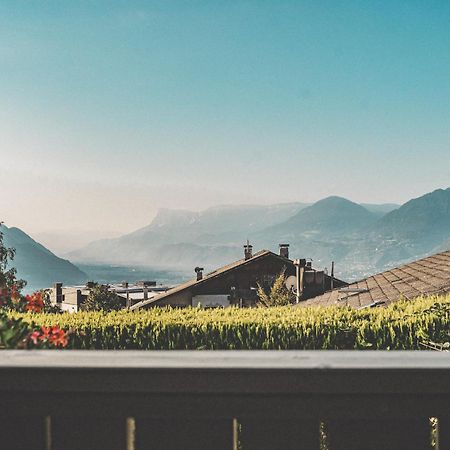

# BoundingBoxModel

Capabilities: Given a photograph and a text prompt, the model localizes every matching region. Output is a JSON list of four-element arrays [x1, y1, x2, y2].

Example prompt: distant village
[[49, 242, 450, 312]]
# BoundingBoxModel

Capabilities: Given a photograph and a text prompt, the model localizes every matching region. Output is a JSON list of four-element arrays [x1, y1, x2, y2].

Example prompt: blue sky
[[0, 1, 449, 234]]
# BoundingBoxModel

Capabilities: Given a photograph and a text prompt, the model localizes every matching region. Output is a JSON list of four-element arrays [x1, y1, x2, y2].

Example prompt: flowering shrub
[[28, 326, 69, 348], [0, 224, 69, 349], [0, 287, 69, 350], [0, 224, 59, 314], [0, 310, 70, 349], [0, 285, 60, 314], [25, 292, 45, 312], [0, 287, 69, 349]]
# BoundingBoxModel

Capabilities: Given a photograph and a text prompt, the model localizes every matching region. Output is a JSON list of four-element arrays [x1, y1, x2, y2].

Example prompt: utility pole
[[331, 261, 335, 290], [125, 282, 130, 309]]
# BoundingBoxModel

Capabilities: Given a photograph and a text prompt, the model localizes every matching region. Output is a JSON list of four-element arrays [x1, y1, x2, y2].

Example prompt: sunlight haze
[[1, 1, 449, 235]]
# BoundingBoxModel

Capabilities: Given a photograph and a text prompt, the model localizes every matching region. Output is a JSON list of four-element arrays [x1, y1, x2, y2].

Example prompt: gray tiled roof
[[300, 249, 450, 308]]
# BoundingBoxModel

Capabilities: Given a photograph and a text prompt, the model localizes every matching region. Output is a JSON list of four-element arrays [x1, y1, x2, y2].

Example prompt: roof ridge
[[131, 249, 280, 310], [300, 248, 450, 308]]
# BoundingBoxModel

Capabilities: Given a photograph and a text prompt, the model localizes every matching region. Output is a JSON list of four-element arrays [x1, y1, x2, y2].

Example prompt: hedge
[[8, 295, 450, 350]]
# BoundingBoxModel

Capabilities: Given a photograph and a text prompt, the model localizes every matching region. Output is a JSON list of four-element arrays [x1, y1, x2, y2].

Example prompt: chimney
[[331, 261, 335, 290], [54, 282, 63, 303], [279, 244, 290, 259], [195, 267, 204, 281], [244, 243, 253, 260], [315, 271, 325, 291], [122, 282, 130, 309], [293, 260, 306, 303]]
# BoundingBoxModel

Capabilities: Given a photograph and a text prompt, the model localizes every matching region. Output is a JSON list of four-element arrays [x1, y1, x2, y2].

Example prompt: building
[[132, 244, 347, 309], [49, 281, 171, 312], [299, 249, 450, 308], [50, 283, 90, 313]]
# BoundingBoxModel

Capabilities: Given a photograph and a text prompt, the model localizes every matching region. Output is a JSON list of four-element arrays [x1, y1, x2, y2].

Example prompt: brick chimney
[[279, 244, 290, 259], [244, 243, 253, 260], [195, 267, 204, 281]]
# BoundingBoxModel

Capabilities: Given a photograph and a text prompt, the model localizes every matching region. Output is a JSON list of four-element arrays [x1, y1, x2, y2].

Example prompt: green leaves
[[0, 312, 29, 349], [81, 283, 123, 312], [257, 269, 295, 307], [6, 294, 450, 350]]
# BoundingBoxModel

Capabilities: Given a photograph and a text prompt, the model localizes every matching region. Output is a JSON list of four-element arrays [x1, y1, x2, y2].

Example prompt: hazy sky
[[1, 1, 449, 235]]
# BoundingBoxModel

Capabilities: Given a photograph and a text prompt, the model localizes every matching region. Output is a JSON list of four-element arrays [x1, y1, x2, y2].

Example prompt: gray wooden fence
[[0, 350, 449, 449]]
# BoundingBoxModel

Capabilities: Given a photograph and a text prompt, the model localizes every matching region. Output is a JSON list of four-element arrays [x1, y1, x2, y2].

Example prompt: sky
[[1, 0, 449, 236]]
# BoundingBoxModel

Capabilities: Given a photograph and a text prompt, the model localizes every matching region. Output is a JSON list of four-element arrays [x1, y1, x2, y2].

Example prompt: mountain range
[[67, 188, 450, 281], [0, 224, 87, 292], [2, 187, 448, 290]]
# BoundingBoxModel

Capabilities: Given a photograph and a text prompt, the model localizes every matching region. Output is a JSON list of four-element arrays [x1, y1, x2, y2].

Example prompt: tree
[[0, 223, 60, 313], [257, 270, 295, 307], [81, 283, 123, 312], [0, 223, 26, 295]]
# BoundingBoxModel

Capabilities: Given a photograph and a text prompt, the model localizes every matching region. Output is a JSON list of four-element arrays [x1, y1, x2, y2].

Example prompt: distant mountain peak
[[375, 186, 450, 251], [65, 188, 450, 283], [312, 196, 367, 209], [0, 224, 87, 292]]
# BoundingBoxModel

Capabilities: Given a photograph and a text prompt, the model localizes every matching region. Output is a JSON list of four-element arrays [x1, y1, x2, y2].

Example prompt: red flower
[[36, 326, 69, 348], [25, 292, 44, 313], [49, 327, 68, 348], [27, 326, 69, 349], [29, 331, 41, 345], [39, 326, 52, 341]]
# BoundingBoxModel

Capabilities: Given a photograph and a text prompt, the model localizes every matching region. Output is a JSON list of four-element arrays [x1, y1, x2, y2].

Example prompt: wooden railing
[[0, 351, 449, 449]]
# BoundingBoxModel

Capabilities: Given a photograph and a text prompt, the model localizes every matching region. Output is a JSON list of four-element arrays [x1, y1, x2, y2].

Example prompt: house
[[50, 283, 90, 313], [49, 281, 171, 312], [299, 249, 450, 308], [131, 244, 347, 309]]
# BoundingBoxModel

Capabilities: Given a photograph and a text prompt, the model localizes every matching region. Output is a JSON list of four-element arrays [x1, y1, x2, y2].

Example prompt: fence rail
[[0, 350, 449, 449]]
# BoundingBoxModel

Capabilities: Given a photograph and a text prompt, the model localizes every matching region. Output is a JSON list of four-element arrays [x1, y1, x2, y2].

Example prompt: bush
[[81, 283, 123, 312], [257, 270, 295, 307], [0, 310, 69, 349], [9, 294, 450, 350]]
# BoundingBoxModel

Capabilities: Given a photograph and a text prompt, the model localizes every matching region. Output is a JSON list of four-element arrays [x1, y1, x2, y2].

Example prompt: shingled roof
[[131, 250, 274, 309], [300, 249, 450, 308], [132, 249, 347, 309]]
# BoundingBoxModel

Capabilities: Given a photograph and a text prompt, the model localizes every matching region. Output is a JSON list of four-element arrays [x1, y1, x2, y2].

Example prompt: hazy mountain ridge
[[68, 189, 450, 281], [133, 203, 308, 240], [360, 203, 399, 218], [374, 188, 450, 250], [67, 203, 309, 266], [7, 189, 447, 288], [353, 188, 450, 275], [263, 197, 378, 238], [34, 229, 122, 256], [1, 224, 87, 292]]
